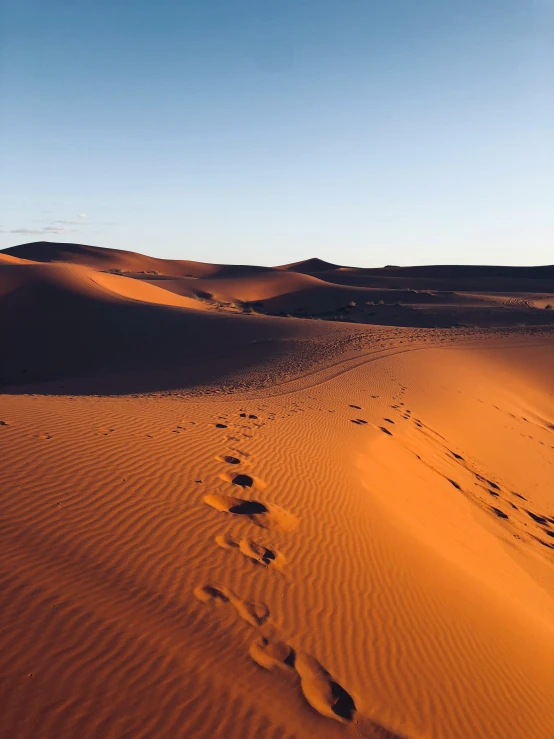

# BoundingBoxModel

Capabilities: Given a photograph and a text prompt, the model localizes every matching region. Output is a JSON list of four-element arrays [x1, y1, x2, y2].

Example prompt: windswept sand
[[0, 242, 553, 738]]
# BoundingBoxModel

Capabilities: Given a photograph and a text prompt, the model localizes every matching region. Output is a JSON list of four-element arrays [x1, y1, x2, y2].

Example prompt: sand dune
[[3, 241, 554, 330], [138, 265, 554, 329], [0, 253, 32, 265], [139, 270, 321, 304], [2, 240, 211, 277], [277, 257, 342, 273], [0, 241, 553, 738], [2, 241, 276, 280], [0, 257, 327, 392], [0, 261, 206, 309]]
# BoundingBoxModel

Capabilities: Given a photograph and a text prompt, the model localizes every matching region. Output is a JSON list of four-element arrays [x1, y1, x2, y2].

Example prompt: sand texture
[[0, 241, 553, 738]]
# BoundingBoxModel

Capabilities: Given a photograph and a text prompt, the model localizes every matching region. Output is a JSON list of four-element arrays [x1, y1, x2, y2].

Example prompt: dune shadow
[[0, 293, 306, 396]]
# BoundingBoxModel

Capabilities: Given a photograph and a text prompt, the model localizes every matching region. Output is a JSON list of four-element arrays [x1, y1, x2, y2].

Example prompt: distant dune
[[1, 240, 277, 279], [4, 240, 554, 326], [0, 241, 553, 739], [277, 256, 342, 273], [1, 240, 553, 393]]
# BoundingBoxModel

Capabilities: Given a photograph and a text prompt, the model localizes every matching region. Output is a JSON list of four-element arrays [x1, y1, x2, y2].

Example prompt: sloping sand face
[[0, 330, 552, 739], [0, 241, 553, 738]]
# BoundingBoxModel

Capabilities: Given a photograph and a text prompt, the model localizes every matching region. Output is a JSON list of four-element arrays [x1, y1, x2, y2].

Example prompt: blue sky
[[1, 1, 552, 266]]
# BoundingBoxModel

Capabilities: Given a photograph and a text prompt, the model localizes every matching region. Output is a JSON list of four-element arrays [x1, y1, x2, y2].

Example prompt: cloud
[[52, 215, 90, 225], [4, 214, 96, 237], [9, 226, 76, 235]]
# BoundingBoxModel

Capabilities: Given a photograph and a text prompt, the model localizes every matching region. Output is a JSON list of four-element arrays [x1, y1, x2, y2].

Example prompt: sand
[[0, 241, 553, 739]]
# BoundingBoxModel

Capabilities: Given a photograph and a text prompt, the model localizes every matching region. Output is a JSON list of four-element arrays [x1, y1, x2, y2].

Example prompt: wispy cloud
[[9, 226, 76, 235], [52, 214, 90, 225], [3, 213, 109, 237]]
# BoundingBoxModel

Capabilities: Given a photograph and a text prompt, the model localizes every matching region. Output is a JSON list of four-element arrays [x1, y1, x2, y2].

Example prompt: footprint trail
[[194, 585, 270, 627], [215, 533, 284, 568]]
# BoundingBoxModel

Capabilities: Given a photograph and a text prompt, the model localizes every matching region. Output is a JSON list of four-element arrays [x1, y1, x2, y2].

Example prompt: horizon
[[1, 1, 553, 267], [3, 238, 554, 270]]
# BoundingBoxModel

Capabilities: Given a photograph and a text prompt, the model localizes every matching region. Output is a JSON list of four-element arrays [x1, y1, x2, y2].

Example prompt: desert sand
[[0, 241, 553, 739]]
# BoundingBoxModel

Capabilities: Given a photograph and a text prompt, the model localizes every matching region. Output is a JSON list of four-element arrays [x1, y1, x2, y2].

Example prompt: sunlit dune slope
[[0, 253, 33, 265], [0, 335, 552, 739], [0, 262, 207, 309], [2, 241, 275, 279], [2, 240, 211, 276], [142, 270, 332, 305]]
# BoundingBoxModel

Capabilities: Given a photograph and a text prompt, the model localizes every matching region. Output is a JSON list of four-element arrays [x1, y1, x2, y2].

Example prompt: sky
[[1, 0, 553, 267]]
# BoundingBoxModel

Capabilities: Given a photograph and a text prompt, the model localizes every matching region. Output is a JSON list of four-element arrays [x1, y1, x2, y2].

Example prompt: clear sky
[[1, 1, 552, 266]]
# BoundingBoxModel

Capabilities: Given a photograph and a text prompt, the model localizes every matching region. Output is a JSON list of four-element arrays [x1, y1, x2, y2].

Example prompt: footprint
[[249, 636, 356, 723], [525, 510, 549, 526], [249, 635, 296, 670], [475, 474, 500, 491], [194, 584, 229, 604], [228, 474, 253, 487], [216, 455, 241, 465], [218, 472, 265, 489], [349, 405, 362, 410], [194, 584, 269, 627], [215, 533, 284, 568], [351, 419, 368, 425], [295, 653, 356, 723], [204, 494, 297, 532], [379, 427, 392, 436], [383, 418, 395, 424]]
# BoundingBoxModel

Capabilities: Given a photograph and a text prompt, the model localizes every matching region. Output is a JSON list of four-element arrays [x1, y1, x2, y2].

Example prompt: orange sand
[[0, 241, 553, 738]]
